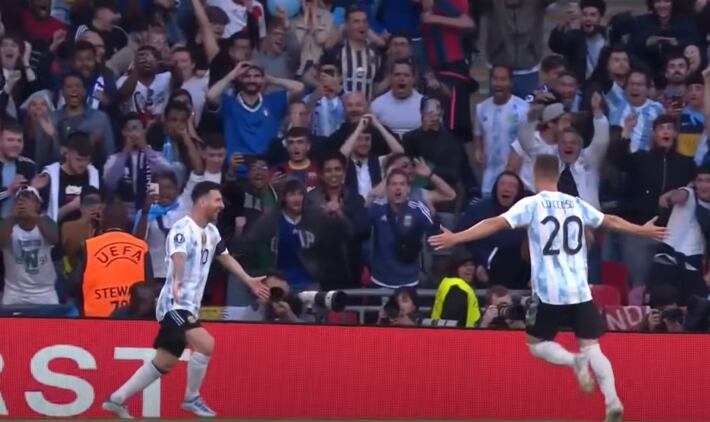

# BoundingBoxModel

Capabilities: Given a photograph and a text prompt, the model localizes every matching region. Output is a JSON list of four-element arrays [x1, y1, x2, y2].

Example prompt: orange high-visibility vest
[[82, 231, 148, 317]]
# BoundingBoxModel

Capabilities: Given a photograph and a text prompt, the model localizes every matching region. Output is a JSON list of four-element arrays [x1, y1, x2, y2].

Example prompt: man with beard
[[117, 46, 172, 125], [549, 0, 608, 83], [660, 52, 690, 117], [49, 73, 115, 166], [652, 166, 710, 305], [371, 60, 423, 138], [456, 172, 529, 289], [587, 46, 631, 118], [207, 62, 304, 168]]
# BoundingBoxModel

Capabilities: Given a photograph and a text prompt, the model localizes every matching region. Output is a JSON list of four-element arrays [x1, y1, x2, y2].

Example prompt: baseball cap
[[16, 186, 43, 204], [542, 103, 566, 124], [205, 6, 229, 25]]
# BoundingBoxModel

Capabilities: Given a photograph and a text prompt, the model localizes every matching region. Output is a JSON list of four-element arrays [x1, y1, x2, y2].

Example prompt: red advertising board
[[0, 318, 708, 420]]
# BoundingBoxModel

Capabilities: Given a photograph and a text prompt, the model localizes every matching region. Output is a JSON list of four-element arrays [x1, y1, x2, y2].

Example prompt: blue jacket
[[369, 200, 437, 288]]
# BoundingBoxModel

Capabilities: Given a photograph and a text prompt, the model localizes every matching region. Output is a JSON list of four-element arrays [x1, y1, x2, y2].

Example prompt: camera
[[659, 307, 684, 323], [498, 303, 527, 321], [270, 287, 286, 302], [297, 290, 348, 312]]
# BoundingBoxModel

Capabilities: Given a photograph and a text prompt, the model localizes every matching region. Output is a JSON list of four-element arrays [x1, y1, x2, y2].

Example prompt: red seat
[[601, 261, 629, 305], [590, 284, 622, 308]]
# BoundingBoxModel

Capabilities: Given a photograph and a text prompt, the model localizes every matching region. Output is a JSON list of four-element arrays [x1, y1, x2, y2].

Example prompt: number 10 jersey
[[502, 191, 605, 305]]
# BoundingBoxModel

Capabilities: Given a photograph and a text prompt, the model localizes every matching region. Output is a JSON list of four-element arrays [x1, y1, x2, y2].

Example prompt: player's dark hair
[[191, 181, 222, 203], [153, 170, 178, 187], [319, 150, 347, 171], [66, 131, 93, 157], [652, 114, 676, 130], [534, 154, 560, 182]]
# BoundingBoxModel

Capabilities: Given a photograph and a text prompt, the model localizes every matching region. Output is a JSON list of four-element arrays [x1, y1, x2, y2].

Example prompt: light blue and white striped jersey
[[502, 191, 605, 305], [475, 95, 529, 195], [156, 216, 227, 321], [611, 99, 665, 152]]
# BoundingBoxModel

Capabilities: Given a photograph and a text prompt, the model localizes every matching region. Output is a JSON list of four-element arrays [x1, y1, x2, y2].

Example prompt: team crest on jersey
[[174, 233, 185, 244]]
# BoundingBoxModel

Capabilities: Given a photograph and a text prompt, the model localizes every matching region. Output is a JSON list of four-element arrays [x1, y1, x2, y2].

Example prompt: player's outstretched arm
[[601, 215, 667, 241], [216, 254, 270, 300], [429, 216, 511, 250]]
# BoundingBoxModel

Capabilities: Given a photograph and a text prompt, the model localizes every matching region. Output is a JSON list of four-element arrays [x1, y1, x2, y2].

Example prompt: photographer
[[637, 283, 685, 332], [236, 272, 303, 323], [377, 287, 420, 326], [478, 285, 527, 330]]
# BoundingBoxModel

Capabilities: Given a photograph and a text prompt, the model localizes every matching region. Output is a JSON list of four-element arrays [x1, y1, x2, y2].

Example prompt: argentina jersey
[[156, 216, 227, 321], [612, 100, 665, 152], [502, 191, 605, 305]]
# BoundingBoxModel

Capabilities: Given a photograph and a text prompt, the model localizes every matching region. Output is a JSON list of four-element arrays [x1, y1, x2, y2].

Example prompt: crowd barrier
[[0, 318, 708, 420]]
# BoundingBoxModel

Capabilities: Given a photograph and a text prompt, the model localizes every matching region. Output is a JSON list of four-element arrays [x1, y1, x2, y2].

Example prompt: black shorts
[[153, 310, 201, 358], [526, 296, 604, 341]]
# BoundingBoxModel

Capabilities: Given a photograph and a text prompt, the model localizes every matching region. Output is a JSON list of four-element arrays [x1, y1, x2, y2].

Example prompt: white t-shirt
[[207, 0, 267, 39], [503, 191, 605, 305], [116, 72, 172, 117], [664, 187, 706, 257], [156, 216, 227, 321], [475, 95, 529, 195], [370, 90, 423, 137], [2, 221, 58, 305]]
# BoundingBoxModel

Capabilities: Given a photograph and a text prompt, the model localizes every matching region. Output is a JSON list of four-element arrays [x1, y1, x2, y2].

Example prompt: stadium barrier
[[0, 318, 708, 420]]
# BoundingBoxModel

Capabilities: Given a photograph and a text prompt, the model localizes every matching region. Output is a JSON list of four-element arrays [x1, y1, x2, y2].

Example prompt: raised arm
[[585, 92, 610, 164], [191, 0, 220, 62], [265, 74, 305, 101], [369, 114, 404, 155], [207, 62, 251, 106], [601, 215, 666, 241], [429, 216, 511, 250], [339, 118, 367, 157]]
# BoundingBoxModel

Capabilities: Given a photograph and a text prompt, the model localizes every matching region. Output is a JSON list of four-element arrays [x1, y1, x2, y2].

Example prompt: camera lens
[[269, 287, 285, 302]]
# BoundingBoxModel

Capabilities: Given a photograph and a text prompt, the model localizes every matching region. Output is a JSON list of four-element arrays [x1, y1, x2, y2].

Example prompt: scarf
[[117, 150, 151, 211]]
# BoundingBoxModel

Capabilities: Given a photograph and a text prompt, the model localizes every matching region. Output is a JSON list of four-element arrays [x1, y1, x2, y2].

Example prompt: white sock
[[583, 344, 621, 408], [185, 352, 210, 402], [528, 341, 575, 366], [110, 361, 162, 404]]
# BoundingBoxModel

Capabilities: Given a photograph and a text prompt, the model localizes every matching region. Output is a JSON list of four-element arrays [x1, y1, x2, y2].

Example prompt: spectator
[[103, 114, 173, 217], [340, 113, 404, 199], [660, 51, 690, 114], [305, 150, 369, 289], [59, 40, 117, 112], [265, 100, 326, 165], [402, 96, 469, 196], [367, 169, 437, 288], [207, 62, 304, 165], [208, 0, 266, 40], [479, 0, 557, 98], [60, 187, 103, 269], [0, 120, 37, 219], [474, 65, 529, 196], [206, 31, 255, 93], [588, 45, 631, 116], [627, 0, 702, 75], [51, 73, 115, 166], [610, 69, 665, 152], [549, 0, 608, 82], [187, 0, 227, 73], [20, 91, 61, 169], [508, 103, 573, 192], [273, 127, 321, 191], [456, 172, 529, 289], [116, 46, 173, 124], [304, 57, 346, 138], [235, 178, 352, 294], [638, 283, 685, 332], [31, 131, 100, 223], [69, 200, 151, 317], [608, 114, 696, 286], [172, 47, 208, 125], [0, 186, 58, 305], [252, 13, 300, 83], [651, 168, 710, 305], [325, 5, 381, 100], [533, 55, 569, 99], [431, 248, 481, 327], [684, 44, 704, 75], [677, 72, 706, 158], [1, 35, 40, 119], [554, 71, 583, 112], [371, 59, 423, 138], [420, 0, 476, 140], [328, 91, 393, 157], [518, 94, 610, 209], [478, 284, 526, 329], [110, 282, 157, 319], [20, 0, 67, 56], [75, 0, 128, 61], [292, 0, 334, 76], [377, 286, 420, 326]]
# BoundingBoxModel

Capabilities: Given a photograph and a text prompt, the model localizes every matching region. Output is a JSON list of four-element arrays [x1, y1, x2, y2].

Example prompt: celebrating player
[[103, 181, 269, 419], [429, 155, 667, 422]]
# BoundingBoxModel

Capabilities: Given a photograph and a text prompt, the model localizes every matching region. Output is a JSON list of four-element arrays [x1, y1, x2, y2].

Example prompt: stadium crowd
[[1, 0, 710, 331]]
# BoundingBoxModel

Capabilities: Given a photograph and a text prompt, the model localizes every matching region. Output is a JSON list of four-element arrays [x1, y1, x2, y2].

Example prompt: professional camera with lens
[[297, 290, 348, 312], [659, 306, 684, 324], [497, 298, 529, 322]]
